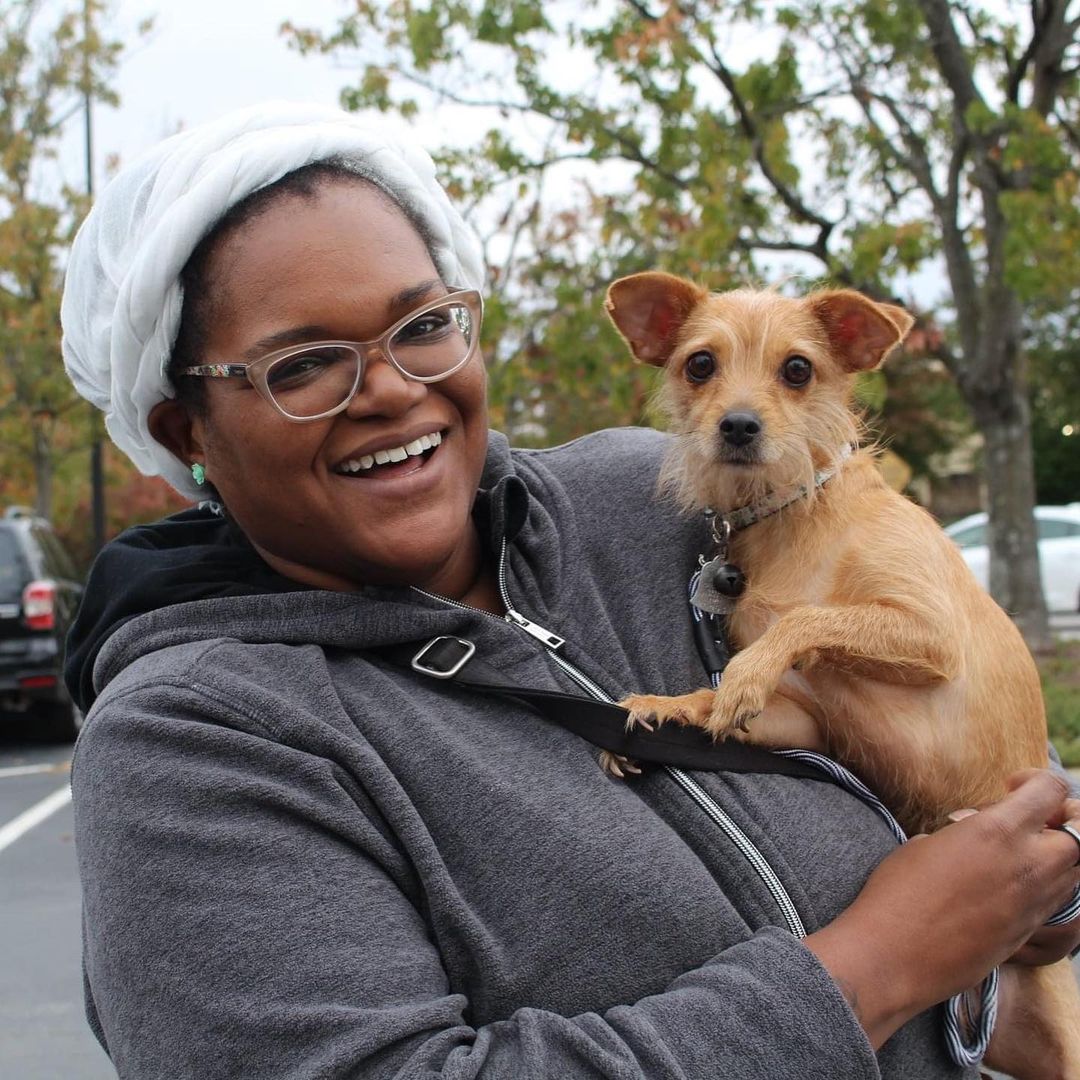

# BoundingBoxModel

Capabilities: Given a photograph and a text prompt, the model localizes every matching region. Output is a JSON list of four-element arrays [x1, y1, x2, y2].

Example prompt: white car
[[944, 505, 1080, 613]]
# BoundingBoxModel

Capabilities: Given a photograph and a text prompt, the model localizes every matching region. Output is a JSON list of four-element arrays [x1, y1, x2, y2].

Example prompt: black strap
[[372, 637, 825, 781]]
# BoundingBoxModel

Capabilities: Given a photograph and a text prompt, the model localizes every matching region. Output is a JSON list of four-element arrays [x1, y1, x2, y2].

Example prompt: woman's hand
[[951, 790, 1080, 966], [1010, 792, 1080, 966], [1010, 917, 1080, 966], [804, 770, 1080, 1049]]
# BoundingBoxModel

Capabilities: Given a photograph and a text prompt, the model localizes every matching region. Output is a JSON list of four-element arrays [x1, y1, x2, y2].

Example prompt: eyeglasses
[[178, 289, 483, 422]]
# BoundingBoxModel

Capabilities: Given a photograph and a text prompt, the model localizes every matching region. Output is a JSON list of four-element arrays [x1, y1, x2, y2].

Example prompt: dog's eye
[[781, 355, 813, 387], [685, 351, 716, 383]]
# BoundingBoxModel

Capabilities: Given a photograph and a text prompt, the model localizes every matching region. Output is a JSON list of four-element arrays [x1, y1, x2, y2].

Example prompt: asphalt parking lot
[[0, 724, 115, 1079]]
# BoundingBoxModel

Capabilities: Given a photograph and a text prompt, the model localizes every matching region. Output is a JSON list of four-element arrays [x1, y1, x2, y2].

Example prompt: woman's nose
[[344, 353, 426, 418]]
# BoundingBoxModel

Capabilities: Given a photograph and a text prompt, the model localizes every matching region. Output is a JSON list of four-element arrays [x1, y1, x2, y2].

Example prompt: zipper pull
[[504, 609, 565, 650]]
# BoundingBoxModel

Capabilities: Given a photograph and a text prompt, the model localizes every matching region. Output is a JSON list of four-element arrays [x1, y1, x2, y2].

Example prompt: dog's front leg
[[704, 603, 958, 739]]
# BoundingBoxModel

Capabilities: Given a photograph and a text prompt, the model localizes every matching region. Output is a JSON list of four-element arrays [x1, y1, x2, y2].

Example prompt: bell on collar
[[708, 560, 746, 597], [691, 557, 746, 615]]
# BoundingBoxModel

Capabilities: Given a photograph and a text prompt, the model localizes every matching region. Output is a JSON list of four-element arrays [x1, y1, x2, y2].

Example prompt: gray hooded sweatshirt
[[69, 427, 975, 1079]]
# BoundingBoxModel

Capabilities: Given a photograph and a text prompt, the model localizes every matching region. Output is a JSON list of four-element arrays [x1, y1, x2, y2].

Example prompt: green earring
[[191, 462, 206, 487]]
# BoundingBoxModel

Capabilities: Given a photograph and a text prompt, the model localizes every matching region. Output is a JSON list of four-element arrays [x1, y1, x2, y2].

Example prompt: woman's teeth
[[337, 430, 442, 474]]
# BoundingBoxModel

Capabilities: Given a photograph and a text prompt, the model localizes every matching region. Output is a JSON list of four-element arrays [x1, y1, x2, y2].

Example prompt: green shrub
[[1044, 642, 1080, 768]]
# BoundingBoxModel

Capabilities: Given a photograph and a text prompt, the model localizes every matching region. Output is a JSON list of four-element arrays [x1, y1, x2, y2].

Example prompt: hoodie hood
[[66, 431, 530, 713], [63, 508, 302, 713]]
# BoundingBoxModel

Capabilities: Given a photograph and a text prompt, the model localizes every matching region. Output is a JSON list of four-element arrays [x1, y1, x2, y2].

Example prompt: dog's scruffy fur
[[605, 270, 1080, 1078]]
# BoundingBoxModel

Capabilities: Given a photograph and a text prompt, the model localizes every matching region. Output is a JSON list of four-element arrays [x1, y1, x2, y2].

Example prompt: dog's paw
[[619, 689, 715, 733], [619, 694, 666, 733], [705, 672, 771, 739], [599, 751, 642, 778]]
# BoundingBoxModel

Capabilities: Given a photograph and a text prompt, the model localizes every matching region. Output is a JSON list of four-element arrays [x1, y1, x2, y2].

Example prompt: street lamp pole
[[84, 0, 105, 554]]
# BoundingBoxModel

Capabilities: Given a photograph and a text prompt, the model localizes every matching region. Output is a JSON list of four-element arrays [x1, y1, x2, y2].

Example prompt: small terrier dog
[[604, 271, 1080, 1078]]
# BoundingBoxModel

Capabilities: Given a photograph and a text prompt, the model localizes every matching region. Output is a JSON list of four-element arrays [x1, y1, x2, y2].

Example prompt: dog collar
[[706, 443, 855, 535], [692, 445, 855, 618]]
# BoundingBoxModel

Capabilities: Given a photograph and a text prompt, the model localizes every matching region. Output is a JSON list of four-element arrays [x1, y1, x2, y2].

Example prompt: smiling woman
[[149, 177, 493, 601], [56, 102, 1080, 1080]]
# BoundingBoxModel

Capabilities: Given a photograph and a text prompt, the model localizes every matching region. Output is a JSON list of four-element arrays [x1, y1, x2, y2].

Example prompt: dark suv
[[0, 508, 83, 740]]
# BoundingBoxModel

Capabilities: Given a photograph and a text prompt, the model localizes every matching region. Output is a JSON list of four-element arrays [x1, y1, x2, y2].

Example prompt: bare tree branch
[[819, 24, 937, 208], [489, 127, 558, 302], [1029, 0, 1078, 116], [865, 89, 942, 206], [915, 0, 986, 120], [757, 84, 849, 121], [391, 67, 690, 190], [1053, 103, 1080, 150], [734, 235, 858, 286], [696, 35, 836, 242], [735, 235, 827, 256], [622, 0, 659, 21], [1005, 3, 1042, 103]]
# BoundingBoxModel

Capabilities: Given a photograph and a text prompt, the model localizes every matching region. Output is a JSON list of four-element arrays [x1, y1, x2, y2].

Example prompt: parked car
[[0, 507, 84, 739], [944, 504, 1080, 613]]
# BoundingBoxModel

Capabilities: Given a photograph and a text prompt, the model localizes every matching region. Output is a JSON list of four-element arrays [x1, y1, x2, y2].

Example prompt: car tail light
[[19, 674, 57, 689], [22, 580, 56, 631]]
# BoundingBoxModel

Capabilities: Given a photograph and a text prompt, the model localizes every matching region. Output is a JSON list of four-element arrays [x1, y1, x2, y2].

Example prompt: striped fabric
[[1047, 883, 1080, 926]]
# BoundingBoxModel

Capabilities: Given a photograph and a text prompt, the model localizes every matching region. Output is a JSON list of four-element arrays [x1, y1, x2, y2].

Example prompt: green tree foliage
[[286, 0, 1080, 647], [862, 355, 972, 486], [1029, 296, 1080, 506], [0, 0, 121, 526]]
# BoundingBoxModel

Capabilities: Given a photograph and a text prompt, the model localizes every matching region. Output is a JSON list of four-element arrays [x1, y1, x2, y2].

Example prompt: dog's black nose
[[719, 412, 762, 447]]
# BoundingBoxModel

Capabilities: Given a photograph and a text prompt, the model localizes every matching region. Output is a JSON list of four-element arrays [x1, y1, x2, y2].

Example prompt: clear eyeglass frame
[[177, 288, 483, 423]]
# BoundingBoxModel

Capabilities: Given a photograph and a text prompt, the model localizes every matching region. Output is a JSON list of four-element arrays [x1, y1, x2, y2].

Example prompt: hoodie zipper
[[664, 769, 807, 937], [413, 538, 566, 649], [412, 538, 806, 939]]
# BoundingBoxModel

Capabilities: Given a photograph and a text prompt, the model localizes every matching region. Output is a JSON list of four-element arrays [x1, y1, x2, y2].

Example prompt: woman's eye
[[685, 351, 716, 383], [267, 349, 338, 387], [781, 355, 813, 387], [397, 312, 451, 342]]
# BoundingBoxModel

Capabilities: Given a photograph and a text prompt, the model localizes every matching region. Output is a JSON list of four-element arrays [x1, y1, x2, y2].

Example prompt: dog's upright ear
[[605, 272, 706, 366], [809, 290, 916, 372]]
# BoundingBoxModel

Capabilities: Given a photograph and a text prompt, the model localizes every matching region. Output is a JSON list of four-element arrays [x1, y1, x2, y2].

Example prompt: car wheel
[[34, 697, 83, 743]]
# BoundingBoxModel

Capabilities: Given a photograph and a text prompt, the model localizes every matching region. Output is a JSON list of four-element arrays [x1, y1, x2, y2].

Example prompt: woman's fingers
[[965, 809, 1080, 965], [1041, 818, 1080, 893], [986, 769, 1071, 830], [952, 779, 1080, 965], [1002, 767, 1049, 794], [946, 787, 1078, 828], [1044, 796, 1080, 830], [981, 774, 1080, 889], [946, 782, 1080, 877], [1051, 819, 1080, 868], [1010, 916, 1080, 966]]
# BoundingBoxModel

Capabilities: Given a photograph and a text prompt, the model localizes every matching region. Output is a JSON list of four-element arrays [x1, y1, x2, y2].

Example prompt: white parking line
[[0, 785, 73, 854], [0, 763, 68, 779]]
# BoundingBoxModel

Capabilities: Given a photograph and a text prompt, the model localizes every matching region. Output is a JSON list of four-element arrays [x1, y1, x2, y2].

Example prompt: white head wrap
[[61, 101, 486, 502]]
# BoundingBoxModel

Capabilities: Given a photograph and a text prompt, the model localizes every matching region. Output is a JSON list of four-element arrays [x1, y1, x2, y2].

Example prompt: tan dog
[[605, 271, 1080, 1077]]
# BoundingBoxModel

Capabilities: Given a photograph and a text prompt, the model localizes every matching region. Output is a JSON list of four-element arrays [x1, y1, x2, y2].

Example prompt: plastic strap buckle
[[410, 636, 477, 680]]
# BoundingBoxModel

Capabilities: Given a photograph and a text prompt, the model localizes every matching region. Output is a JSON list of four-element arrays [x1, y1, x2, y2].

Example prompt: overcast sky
[[61, 0, 358, 189]]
